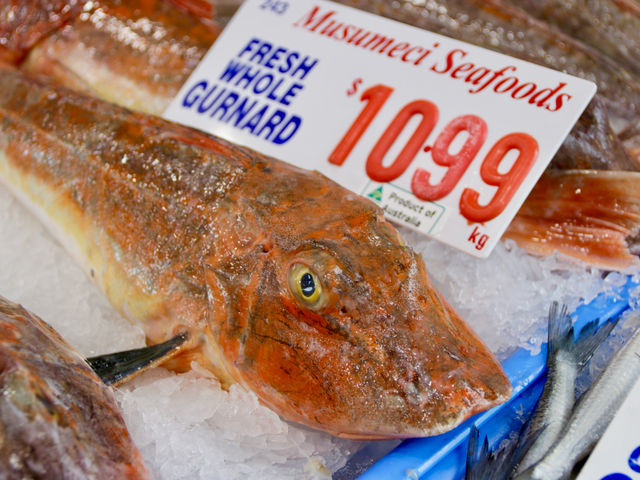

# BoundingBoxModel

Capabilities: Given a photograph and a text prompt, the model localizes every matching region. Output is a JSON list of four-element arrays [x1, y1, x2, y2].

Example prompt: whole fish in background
[[550, 96, 637, 171], [3, 0, 633, 158], [0, 0, 632, 171], [0, 296, 150, 479], [514, 303, 617, 474], [5, 0, 640, 271], [514, 326, 640, 480], [505, 0, 640, 78], [0, 0, 221, 116], [0, 66, 512, 439]]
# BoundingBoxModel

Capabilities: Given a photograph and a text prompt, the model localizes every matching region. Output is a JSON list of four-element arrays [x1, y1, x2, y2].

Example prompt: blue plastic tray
[[355, 275, 639, 480]]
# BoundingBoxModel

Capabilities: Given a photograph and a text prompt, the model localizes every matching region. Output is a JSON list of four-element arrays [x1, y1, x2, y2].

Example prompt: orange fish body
[[0, 66, 511, 439]]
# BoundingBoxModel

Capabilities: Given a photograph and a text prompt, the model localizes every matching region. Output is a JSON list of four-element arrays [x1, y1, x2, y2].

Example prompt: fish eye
[[300, 272, 316, 297], [288, 263, 326, 309]]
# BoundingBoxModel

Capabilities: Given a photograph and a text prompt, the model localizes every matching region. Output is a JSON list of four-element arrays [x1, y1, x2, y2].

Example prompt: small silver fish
[[515, 326, 640, 479], [515, 303, 617, 474]]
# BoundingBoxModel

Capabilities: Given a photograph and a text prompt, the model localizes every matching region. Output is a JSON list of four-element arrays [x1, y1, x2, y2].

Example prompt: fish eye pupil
[[300, 272, 315, 297]]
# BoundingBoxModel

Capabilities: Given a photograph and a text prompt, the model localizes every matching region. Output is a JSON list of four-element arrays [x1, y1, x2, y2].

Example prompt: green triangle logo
[[367, 186, 383, 202]]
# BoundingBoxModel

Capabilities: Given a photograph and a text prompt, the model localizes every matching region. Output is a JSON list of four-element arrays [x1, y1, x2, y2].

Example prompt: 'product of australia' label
[[163, 0, 596, 258]]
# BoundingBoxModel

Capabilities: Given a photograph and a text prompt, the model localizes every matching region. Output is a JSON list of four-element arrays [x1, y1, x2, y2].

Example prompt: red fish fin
[[504, 170, 640, 271], [168, 0, 214, 18], [0, 1, 83, 65]]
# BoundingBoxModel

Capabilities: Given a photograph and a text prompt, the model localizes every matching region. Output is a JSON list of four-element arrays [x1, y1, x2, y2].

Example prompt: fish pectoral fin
[[86, 332, 189, 387]]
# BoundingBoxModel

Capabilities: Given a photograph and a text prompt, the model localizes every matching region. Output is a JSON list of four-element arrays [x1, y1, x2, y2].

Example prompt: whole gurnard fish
[[514, 326, 640, 480], [513, 303, 617, 474], [6, 0, 640, 272], [0, 295, 150, 479], [0, 66, 511, 439]]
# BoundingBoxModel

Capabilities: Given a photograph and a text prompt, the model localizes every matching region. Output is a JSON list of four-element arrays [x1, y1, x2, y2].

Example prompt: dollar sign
[[346, 78, 363, 96]]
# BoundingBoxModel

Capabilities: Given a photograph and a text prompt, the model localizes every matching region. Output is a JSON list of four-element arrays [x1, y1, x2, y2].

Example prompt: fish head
[[204, 160, 511, 439]]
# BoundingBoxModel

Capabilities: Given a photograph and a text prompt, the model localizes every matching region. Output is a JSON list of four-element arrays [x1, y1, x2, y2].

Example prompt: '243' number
[[259, 0, 288, 14], [328, 84, 538, 223]]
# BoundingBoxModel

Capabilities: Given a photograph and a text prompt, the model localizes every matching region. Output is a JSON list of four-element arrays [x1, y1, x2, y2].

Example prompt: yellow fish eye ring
[[288, 263, 326, 310]]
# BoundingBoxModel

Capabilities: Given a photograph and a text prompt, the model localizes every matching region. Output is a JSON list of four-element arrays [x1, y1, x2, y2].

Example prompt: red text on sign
[[329, 82, 539, 223]]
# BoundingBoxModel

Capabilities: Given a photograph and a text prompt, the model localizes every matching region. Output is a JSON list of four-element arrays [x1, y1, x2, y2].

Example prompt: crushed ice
[[0, 183, 631, 479]]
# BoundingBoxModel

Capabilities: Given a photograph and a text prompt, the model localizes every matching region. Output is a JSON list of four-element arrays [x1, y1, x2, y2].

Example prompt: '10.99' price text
[[328, 82, 539, 223]]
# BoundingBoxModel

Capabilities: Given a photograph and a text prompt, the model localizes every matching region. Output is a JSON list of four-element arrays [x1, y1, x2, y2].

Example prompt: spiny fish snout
[[360, 310, 512, 438]]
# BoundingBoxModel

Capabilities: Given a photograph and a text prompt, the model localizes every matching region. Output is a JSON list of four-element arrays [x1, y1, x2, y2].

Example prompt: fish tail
[[547, 301, 618, 367], [504, 170, 640, 271], [465, 425, 491, 480], [465, 422, 544, 480], [547, 302, 572, 357], [571, 314, 619, 368]]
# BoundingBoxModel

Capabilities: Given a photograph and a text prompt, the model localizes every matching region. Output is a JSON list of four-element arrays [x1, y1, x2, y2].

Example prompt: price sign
[[163, 0, 596, 257]]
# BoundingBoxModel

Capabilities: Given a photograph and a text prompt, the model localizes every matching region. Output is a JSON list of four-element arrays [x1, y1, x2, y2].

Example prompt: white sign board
[[164, 0, 596, 257]]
